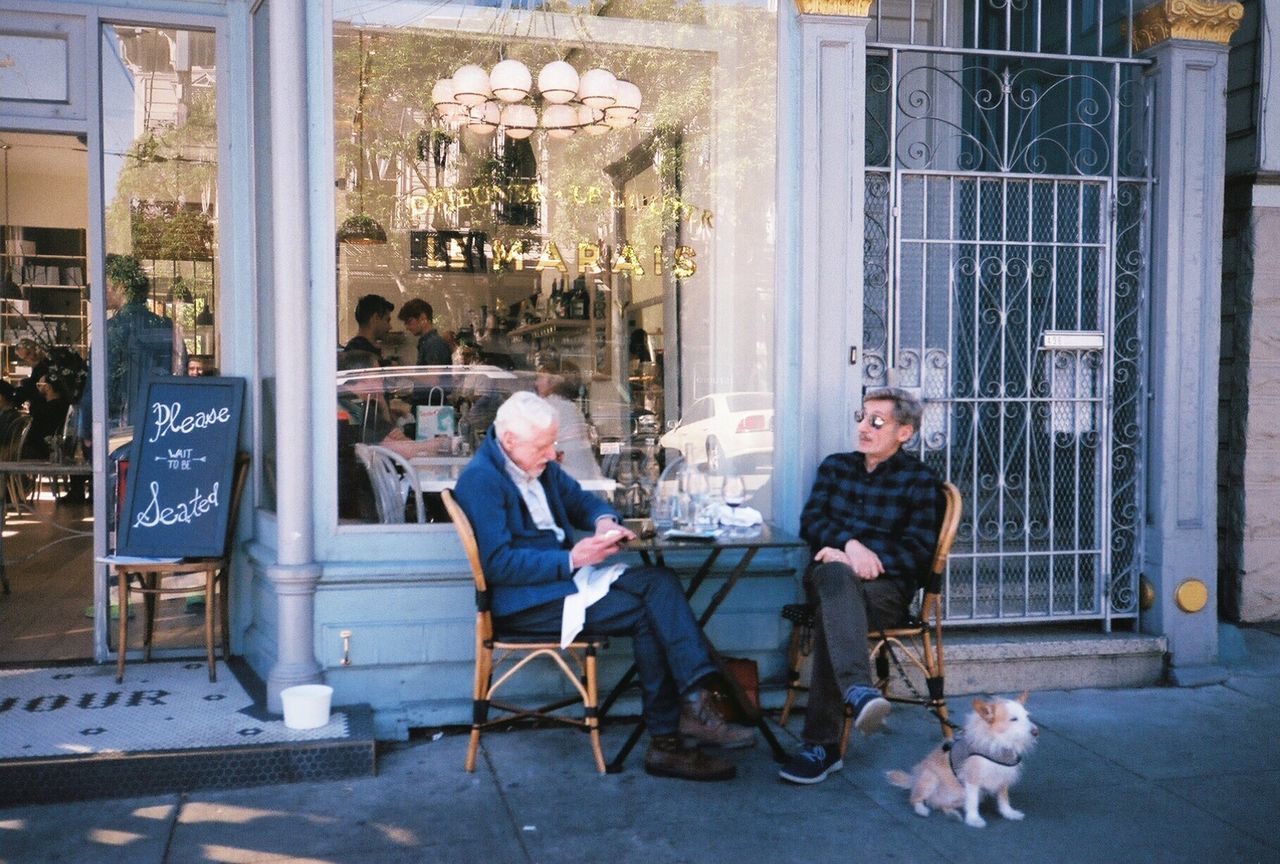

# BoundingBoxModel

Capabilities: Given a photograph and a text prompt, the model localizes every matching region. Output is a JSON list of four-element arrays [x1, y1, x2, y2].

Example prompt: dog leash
[[875, 630, 962, 732]]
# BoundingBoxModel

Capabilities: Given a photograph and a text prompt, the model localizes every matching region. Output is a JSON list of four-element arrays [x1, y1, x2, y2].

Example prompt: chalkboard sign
[[117, 375, 246, 558]]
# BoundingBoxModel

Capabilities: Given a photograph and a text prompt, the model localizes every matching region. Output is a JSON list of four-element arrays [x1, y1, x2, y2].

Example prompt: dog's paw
[[912, 802, 930, 818], [1000, 807, 1025, 821], [964, 814, 987, 828]]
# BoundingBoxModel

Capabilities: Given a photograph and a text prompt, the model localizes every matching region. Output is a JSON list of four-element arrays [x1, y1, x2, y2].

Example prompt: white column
[[795, 8, 869, 496], [265, 0, 322, 711], [1140, 29, 1236, 681]]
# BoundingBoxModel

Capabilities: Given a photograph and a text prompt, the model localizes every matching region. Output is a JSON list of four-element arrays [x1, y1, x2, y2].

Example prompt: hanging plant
[[106, 253, 150, 301], [337, 212, 389, 245]]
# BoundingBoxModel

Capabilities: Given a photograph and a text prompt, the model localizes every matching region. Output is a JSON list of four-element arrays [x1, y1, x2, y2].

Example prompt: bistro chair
[[113, 452, 250, 684], [779, 481, 963, 754], [354, 443, 426, 524], [0, 415, 32, 514], [440, 489, 608, 774]]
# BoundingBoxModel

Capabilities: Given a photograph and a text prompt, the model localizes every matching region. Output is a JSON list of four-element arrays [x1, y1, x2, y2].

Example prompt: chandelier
[[432, 60, 642, 140]]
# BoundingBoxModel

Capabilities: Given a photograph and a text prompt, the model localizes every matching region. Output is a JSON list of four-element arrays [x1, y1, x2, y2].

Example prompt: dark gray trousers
[[801, 561, 913, 746]]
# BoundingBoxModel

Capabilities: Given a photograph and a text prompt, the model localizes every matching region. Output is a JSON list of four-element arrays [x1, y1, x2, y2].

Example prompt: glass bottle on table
[[684, 458, 710, 531]]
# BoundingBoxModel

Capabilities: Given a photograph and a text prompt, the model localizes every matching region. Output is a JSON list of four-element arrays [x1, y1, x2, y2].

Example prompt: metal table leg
[[605, 545, 791, 771]]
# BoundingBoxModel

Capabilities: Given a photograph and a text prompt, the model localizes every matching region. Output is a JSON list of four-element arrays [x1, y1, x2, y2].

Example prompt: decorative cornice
[[794, 0, 874, 17], [1131, 0, 1244, 52]]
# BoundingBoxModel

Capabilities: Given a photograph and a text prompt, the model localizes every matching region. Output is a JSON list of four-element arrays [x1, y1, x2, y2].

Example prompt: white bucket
[[280, 684, 334, 730]]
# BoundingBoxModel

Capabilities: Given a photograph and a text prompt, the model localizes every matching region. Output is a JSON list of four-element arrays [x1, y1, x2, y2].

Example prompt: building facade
[[0, 0, 1249, 736]]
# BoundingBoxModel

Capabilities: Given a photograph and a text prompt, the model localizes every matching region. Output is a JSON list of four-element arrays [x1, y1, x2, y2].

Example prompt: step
[[908, 627, 1167, 696], [0, 660, 376, 806]]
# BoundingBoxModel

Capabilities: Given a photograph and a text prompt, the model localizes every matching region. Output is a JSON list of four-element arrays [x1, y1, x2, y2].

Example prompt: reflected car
[[659, 391, 774, 473]]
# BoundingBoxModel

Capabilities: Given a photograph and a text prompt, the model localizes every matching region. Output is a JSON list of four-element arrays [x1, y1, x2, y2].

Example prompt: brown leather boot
[[644, 733, 736, 781], [679, 689, 756, 749]]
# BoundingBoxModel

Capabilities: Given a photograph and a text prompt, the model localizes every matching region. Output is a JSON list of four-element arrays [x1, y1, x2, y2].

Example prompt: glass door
[[0, 131, 94, 662]]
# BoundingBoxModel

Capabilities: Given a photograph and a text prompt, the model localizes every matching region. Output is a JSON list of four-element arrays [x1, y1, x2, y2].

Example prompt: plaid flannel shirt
[[799, 448, 941, 586]]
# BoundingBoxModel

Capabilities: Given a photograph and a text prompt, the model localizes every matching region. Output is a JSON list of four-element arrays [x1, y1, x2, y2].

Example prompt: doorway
[[0, 130, 96, 661]]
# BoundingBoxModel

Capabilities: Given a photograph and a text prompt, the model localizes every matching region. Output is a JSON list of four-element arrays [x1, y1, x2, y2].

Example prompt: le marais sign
[[410, 231, 698, 279], [405, 181, 708, 277]]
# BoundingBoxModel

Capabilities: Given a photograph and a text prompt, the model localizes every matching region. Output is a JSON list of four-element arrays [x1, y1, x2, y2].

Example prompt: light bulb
[[452, 64, 492, 107], [466, 100, 500, 134], [604, 79, 642, 127], [576, 68, 618, 109], [489, 59, 532, 102], [500, 103, 537, 139], [538, 60, 580, 105], [541, 103, 578, 139]]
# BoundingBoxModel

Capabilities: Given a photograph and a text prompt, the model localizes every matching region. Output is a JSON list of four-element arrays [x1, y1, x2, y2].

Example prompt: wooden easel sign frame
[[116, 375, 246, 558]]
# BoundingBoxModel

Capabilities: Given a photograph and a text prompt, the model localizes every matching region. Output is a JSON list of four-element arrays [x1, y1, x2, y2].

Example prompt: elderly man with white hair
[[453, 391, 752, 781]]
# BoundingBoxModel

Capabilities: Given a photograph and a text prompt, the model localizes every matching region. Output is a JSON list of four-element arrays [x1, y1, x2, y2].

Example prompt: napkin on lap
[[561, 563, 626, 648], [717, 504, 763, 527]]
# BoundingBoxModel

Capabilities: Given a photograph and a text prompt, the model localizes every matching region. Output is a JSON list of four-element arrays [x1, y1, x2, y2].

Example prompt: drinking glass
[[685, 469, 710, 531], [671, 492, 692, 530], [651, 495, 674, 531], [723, 474, 746, 509]]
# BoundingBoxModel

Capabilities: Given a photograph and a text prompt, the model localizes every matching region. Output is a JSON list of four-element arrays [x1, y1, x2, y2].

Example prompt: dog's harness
[[943, 733, 1022, 776]]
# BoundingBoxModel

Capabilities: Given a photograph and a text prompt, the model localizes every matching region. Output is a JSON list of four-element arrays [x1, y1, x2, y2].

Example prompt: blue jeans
[[495, 566, 717, 736]]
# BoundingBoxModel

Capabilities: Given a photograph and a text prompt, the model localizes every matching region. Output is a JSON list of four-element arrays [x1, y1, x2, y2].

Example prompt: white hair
[[494, 391, 557, 440]]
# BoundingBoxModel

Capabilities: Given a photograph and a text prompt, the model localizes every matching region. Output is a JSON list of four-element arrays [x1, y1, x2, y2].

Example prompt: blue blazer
[[453, 429, 617, 616]]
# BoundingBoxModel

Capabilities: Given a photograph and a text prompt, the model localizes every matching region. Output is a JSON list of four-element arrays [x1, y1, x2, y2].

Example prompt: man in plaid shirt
[[780, 387, 941, 785]]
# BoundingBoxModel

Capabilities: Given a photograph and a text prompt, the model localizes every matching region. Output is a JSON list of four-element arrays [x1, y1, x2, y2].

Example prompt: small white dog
[[886, 692, 1038, 828]]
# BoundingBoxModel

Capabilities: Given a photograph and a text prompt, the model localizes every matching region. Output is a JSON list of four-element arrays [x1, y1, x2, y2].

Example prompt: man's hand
[[813, 546, 851, 567], [843, 538, 884, 580], [570, 521, 635, 569], [571, 533, 624, 569], [595, 520, 637, 544]]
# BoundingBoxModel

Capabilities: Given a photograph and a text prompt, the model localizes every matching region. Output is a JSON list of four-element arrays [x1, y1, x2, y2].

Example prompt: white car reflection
[[659, 391, 774, 473]]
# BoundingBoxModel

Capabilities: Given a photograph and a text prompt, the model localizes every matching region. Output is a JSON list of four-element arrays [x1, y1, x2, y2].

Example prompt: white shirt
[[499, 442, 617, 572], [501, 447, 565, 543]]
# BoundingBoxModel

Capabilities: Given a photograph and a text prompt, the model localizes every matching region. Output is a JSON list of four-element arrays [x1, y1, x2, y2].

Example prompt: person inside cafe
[[16, 343, 86, 463], [452, 391, 755, 781], [533, 355, 604, 485], [337, 350, 452, 521], [0, 380, 25, 452], [22, 375, 66, 461], [779, 386, 941, 785], [343, 293, 395, 362], [14, 338, 56, 427], [337, 350, 451, 460], [397, 298, 452, 366]]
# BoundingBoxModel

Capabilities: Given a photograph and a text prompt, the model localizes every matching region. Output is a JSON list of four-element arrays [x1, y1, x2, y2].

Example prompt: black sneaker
[[778, 742, 842, 785], [849, 687, 891, 736]]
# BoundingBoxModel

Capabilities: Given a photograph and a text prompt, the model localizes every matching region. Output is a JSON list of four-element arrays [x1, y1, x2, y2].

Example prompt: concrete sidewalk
[[2, 625, 1278, 864]]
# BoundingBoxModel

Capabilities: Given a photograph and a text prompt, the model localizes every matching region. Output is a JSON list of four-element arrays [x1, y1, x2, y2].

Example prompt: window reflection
[[101, 25, 219, 433], [334, 0, 776, 525]]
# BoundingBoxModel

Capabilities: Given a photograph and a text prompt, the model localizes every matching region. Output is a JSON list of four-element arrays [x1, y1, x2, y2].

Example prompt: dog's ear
[[1017, 690, 1030, 705], [972, 697, 994, 721]]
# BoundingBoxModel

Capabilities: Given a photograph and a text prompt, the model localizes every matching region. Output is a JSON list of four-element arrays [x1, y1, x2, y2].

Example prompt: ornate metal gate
[[861, 2, 1152, 625]]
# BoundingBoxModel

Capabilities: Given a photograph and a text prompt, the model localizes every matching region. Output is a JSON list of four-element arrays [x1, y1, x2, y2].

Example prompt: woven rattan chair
[[779, 481, 963, 754], [113, 453, 250, 683], [441, 489, 608, 774]]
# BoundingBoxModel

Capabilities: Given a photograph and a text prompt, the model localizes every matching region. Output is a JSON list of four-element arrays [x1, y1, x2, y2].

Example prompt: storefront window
[[101, 25, 220, 437], [333, 0, 776, 525]]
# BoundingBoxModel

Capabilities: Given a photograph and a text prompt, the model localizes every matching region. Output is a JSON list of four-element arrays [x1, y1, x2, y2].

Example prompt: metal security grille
[[862, 2, 1151, 625]]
